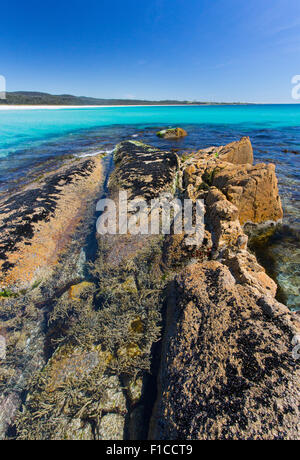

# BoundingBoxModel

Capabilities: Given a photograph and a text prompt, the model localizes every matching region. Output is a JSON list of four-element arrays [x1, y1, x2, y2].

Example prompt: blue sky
[[1, 0, 300, 102]]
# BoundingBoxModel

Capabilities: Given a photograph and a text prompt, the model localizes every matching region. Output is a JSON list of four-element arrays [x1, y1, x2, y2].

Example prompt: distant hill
[[0, 91, 244, 106]]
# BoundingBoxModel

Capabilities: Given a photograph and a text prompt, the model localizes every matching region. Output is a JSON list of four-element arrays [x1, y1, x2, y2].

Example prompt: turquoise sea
[[0, 104, 299, 308]]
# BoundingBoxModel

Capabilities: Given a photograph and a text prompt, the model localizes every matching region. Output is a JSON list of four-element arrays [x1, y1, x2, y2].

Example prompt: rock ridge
[[151, 137, 300, 440]]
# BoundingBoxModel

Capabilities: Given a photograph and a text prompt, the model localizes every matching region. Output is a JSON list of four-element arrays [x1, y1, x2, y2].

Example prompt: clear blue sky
[[1, 0, 300, 102]]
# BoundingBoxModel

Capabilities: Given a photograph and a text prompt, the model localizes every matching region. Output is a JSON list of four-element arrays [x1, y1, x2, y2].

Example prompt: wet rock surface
[[109, 140, 178, 200], [0, 155, 104, 439], [10, 141, 179, 440], [0, 156, 103, 290]]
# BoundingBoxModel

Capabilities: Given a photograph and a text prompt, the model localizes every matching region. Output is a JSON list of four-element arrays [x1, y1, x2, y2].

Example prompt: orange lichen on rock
[[69, 282, 94, 301], [0, 156, 103, 290], [212, 163, 283, 225], [182, 137, 283, 227]]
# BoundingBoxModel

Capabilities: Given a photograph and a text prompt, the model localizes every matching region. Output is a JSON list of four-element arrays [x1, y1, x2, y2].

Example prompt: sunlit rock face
[[217, 136, 254, 165], [0, 156, 103, 291], [212, 162, 283, 225], [182, 137, 283, 228], [151, 137, 300, 441], [156, 128, 188, 140], [152, 261, 300, 440]]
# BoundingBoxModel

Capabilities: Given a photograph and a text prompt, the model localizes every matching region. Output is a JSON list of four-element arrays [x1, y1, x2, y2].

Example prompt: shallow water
[[0, 105, 299, 309]]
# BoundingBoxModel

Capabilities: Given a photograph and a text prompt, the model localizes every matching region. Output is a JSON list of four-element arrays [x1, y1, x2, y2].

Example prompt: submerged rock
[[156, 128, 187, 139], [0, 155, 105, 439], [98, 414, 125, 440], [52, 418, 93, 441], [13, 140, 179, 440], [68, 281, 94, 301]]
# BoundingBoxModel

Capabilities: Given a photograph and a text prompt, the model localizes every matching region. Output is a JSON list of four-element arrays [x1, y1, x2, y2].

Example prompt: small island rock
[[156, 127, 188, 139]]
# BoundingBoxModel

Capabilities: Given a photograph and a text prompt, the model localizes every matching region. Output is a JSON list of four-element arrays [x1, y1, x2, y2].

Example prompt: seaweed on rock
[[15, 237, 168, 439]]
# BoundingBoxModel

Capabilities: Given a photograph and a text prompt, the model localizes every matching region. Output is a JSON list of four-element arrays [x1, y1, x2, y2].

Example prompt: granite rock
[[152, 261, 300, 440]]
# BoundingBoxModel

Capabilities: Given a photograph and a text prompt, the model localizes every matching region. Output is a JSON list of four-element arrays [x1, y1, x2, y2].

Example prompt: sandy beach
[[0, 104, 202, 110]]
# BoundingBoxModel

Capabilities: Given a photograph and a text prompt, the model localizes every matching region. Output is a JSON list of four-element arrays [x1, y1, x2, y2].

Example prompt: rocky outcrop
[[156, 128, 187, 140], [182, 138, 283, 227], [0, 155, 105, 439], [217, 136, 253, 165], [1, 136, 297, 441], [0, 156, 103, 291], [204, 186, 277, 296], [13, 141, 179, 440], [151, 261, 300, 440], [150, 136, 300, 440], [212, 163, 283, 225], [110, 140, 178, 200], [205, 187, 247, 252]]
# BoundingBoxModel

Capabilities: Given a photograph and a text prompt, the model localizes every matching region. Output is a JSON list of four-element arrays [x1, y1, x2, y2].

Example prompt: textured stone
[[222, 248, 277, 297], [98, 375, 127, 413], [68, 281, 94, 301], [156, 128, 187, 139], [182, 137, 282, 227], [0, 156, 103, 290], [205, 187, 246, 252], [218, 136, 254, 165], [110, 141, 178, 200], [212, 163, 283, 225], [44, 344, 112, 393], [54, 418, 93, 440], [127, 377, 143, 405], [98, 414, 125, 440], [2, 135, 292, 441], [152, 261, 300, 440]]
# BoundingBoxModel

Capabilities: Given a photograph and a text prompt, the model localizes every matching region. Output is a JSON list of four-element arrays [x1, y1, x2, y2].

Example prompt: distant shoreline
[[0, 103, 298, 110], [0, 103, 254, 110], [1, 92, 297, 108]]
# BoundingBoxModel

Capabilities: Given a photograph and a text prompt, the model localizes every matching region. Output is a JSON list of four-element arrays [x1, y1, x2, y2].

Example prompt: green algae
[[0, 289, 18, 298]]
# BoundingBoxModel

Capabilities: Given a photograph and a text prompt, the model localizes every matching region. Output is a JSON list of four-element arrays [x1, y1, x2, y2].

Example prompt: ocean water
[[0, 104, 299, 308]]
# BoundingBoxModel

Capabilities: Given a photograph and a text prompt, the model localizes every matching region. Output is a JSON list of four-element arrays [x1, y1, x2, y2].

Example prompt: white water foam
[[77, 148, 115, 158]]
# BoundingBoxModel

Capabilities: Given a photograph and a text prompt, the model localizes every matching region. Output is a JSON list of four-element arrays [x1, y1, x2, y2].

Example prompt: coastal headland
[[0, 91, 250, 108]]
